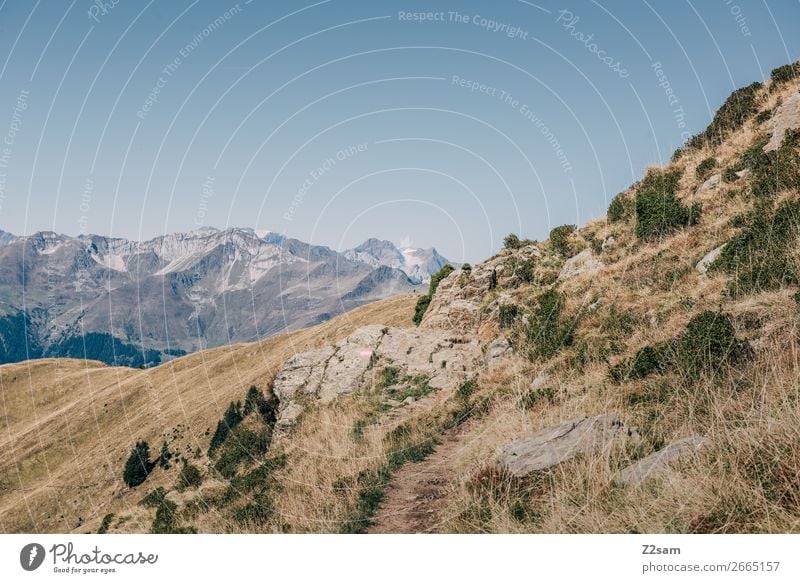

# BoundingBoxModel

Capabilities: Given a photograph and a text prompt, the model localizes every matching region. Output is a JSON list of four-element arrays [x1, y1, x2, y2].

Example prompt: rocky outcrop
[[272, 324, 482, 433], [558, 249, 604, 281], [616, 435, 708, 487], [499, 413, 638, 478], [765, 90, 800, 152]]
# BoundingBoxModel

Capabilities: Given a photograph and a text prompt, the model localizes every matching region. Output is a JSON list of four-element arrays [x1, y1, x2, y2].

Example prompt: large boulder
[[499, 413, 637, 478], [765, 91, 800, 152], [616, 435, 708, 487]]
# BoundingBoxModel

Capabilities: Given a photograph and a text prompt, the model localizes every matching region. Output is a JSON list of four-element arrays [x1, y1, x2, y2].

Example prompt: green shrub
[[711, 198, 800, 295], [412, 295, 431, 325], [740, 130, 800, 198], [674, 311, 745, 378], [243, 386, 277, 427], [508, 256, 536, 284], [208, 401, 244, 454], [522, 289, 575, 359], [549, 225, 576, 257], [498, 304, 519, 329], [770, 61, 800, 86], [176, 461, 203, 491], [696, 157, 717, 180], [754, 109, 773, 124], [634, 169, 698, 240], [97, 513, 114, 534], [158, 442, 172, 470], [123, 441, 153, 488], [722, 167, 739, 183], [139, 487, 168, 508], [412, 264, 454, 325], [607, 193, 627, 222], [214, 426, 272, 479], [610, 312, 744, 382], [609, 343, 669, 383], [503, 234, 522, 250]]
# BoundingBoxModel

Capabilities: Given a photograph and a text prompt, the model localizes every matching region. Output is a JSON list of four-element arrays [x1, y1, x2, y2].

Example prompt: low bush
[[607, 193, 628, 223], [686, 82, 763, 148], [549, 225, 576, 257], [711, 198, 800, 295], [97, 513, 114, 534], [176, 461, 203, 491], [610, 311, 745, 382], [770, 61, 800, 86], [208, 401, 244, 454], [123, 441, 153, 488], [503, 233, 522, 250], [498, 304, 520, 329], [634, 168, 699, 241], [412, 264, 454, 325], [522, 289, 575, 360], [696, 157, 717, 180]]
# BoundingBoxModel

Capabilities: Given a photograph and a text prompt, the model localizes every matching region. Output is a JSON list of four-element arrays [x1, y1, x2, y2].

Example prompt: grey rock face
[[616, 435, 708, 487], [765, 90, 800, 152], [558, 249, 604, 282], [499, 413, 637, 478], [696, 245, 725, 274], [272, 325, 482, 433]]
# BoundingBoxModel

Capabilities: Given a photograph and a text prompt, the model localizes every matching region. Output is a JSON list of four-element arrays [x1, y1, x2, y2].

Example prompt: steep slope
[[0, 228, 421, 367], [0, 294, 417, 533]]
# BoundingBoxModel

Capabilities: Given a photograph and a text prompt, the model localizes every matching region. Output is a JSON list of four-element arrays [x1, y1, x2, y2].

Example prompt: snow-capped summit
[[344, 238, 453, 284]]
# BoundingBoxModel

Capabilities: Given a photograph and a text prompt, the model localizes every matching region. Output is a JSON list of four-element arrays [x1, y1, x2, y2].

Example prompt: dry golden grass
[[0, 294, 416, 533]]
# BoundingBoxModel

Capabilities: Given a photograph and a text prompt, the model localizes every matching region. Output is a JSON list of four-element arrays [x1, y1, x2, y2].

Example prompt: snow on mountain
[[344, 238, 453, 284]]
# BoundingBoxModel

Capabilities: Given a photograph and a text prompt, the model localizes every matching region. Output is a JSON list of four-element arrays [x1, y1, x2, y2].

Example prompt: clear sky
[[0, 0, 797, 262]]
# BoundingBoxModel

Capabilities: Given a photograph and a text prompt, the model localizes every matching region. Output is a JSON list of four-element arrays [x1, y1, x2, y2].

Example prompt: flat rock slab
[[616, 435, 708, 487], [499, 413, 634, 478]]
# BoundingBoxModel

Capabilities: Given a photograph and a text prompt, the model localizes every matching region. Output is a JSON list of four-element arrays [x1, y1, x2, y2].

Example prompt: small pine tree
[[123, 441, 152, 488], [158, 442, 172, 469]]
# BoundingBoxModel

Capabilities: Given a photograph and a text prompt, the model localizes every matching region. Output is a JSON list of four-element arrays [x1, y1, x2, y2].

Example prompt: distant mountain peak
[[344, 238, 453, 284]]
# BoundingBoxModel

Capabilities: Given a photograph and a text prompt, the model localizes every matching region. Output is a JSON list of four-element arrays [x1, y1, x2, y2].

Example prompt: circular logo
[[19, 543, 46, 571]]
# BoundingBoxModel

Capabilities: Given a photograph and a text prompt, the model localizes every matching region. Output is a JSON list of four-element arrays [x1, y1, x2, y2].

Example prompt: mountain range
[[0, 227, 449, 367]]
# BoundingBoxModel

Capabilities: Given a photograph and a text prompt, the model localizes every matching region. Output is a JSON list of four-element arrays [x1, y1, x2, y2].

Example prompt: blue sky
[[0, 0, 797, 262]]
